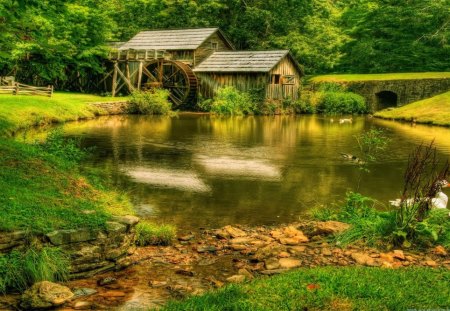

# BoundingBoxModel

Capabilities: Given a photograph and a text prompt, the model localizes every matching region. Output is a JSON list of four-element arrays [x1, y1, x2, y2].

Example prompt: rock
[[288, 246, 306, 254], [278, 258, 301, 269], [74, 301, 92, 310], [178, 234, 195, 241], [21, 281, 74, 309], [392, 250, 405, 260], [113, 215, 140, 227], [99, 291, 126, 298], [46, 229, 98, 245], [231, 244, 247, 251], [72, 288, 97, 298], [97, 277, 117, 287], [425, 260, 438, 267], [175, 269, 195, 277], [279, 237, 308, 245], [238, 268, 254, 279], [223, 225, 247, 238], [380, 261, 394, 269], [433, 245, 448, 256], [313, 221, 351, 236], [379, 253, 394, 263], [105, 221, 127, 234], [226, 275, 246, 283], [278, 251, 290, 258], [265, 258, 281, 270], [149, 280, 167, 288], [322, 248, 332, 256], [229, 237, 253, 245], [205, 277, 224, 288], [260, 269, 288, 275], [197, 245, 216, 253], [351, 252, 377, 266]]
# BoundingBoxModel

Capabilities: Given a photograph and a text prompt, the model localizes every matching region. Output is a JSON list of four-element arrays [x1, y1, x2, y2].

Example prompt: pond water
[[59, 114, 450, 231]]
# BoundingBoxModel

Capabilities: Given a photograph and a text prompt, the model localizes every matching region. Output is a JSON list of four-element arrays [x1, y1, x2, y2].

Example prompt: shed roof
[[193, 51, 302, 73], [119, 28, 233, 51]]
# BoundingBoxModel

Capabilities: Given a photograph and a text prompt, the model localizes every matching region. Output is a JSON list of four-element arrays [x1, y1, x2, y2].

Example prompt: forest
[[0, 0, 449, 89]]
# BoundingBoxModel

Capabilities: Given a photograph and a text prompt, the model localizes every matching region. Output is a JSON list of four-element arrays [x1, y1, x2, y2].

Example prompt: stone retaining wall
[[90, 101, 130, 115], [0, 215, 139, 279]]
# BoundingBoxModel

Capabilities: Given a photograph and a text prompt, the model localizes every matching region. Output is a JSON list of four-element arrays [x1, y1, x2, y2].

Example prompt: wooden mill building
[[107, 28, 303, 106]]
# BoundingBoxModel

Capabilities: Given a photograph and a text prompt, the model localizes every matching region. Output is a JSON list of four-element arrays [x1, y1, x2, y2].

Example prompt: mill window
[[271, 74, 281, 84], [282, 75, 295, 85], [211, 42, 218, 50]]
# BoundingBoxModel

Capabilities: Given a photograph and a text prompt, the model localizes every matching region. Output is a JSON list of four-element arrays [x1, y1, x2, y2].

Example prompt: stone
[[149, 280, 167, 288], [175, 269, 195, 277], [97, 277, 117, 286], [260, 269, 288, 275], [288, 246, 306, 254], [99, 291, 126, 298], [223, 225, 247, 238], [46, 229, 98, 245], [322, 248, 332, 256], [231, 244, 247, 251], [21, 281, 74, 309], [279, 237, 308, 245], [74, 301, 92, 310], [178, 234, 195, 241], [238, 268, 254, 279], [226, 275, 246, 283], [278, 258, 301, 269], [433, 245, 448, 256], [265, 258, 281, 270], [196, 245, 216, 253], [229, 237, 253, 245], [105, 221, 127, 234], [379, 253, 394, 263], [72, 288, 97, 298], [380, 261, 394, 269], [278, 251, 290, 258], [205, 277, 224, 288], [425, 260, 438, 267], [351, 252, 377, 266], [312, 221, 351, 236], [113, 215, 140, 227], [392, 250, 405, 260]]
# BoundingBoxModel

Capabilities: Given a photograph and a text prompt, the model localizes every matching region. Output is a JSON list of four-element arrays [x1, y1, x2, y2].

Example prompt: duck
[[340, 152, 365, 165], [339, 118, 353, 124], [389, 180, 449, 209]]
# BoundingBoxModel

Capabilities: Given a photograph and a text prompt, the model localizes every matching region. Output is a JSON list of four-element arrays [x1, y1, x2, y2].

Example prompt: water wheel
[[141, 59, 198, 107]]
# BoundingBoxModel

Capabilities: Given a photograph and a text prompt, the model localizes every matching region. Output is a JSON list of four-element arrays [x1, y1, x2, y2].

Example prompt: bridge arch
[[376, 91, 398, 110]]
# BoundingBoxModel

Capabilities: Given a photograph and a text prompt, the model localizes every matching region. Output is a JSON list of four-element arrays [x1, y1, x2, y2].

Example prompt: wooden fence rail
[[0, 82, 53, 97]]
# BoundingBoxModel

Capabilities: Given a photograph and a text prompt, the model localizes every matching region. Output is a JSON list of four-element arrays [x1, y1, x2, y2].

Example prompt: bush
[[37, 128, 87, 163], [210, 86, 257, 115], [136, 221, 176, 246], [317, 82, 346, 92], [0, 247, 69, 294], [316, 91, 367, 114], [128, 89, 172, 115]]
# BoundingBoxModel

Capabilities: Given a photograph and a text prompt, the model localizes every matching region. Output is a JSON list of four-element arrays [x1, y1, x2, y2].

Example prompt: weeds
[[128, 89, 172, 115], [37, 128, 87, 163], [210, 86, 257, 116], [0, 247, 69, 293], [136, 221, 176, 246]]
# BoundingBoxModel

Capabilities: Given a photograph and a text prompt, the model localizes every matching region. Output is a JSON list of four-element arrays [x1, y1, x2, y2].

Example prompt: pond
[[59, 114, 450, 231]]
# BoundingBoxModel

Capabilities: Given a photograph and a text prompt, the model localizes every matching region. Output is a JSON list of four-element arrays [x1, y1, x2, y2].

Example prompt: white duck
[[389, 180, 449, 209]]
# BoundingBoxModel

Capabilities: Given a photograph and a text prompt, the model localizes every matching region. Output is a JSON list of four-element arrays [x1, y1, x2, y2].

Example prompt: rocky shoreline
[[2, 221, 449, 310]]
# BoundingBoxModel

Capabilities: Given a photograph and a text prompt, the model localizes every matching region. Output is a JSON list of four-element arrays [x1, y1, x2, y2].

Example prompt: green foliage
[[210, 86, 257, 116], [136, 221, 176, 246], [163, 267, 450, 310], [0, 247, 69, 294], [37, 128, 87, 164], [128, 89, 172, 115], [316, 91, 367, 114]]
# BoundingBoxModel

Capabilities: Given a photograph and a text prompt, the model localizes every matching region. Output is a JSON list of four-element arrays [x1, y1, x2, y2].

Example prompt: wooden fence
[[0, 82, 53, 97]]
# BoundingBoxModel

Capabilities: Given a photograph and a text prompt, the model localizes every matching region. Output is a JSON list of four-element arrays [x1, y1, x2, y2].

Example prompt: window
[[211, 41, 218, 50], [271, 74, 281, 84], [282, 75, 295, 85]]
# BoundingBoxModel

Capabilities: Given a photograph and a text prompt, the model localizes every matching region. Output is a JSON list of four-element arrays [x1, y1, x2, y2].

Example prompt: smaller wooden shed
[[193, 50, 303, 101]]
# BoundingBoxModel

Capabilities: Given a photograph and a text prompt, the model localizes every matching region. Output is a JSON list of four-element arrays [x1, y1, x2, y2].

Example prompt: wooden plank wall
[[267, 56, 301, 100], [195, 32, 233, 66]]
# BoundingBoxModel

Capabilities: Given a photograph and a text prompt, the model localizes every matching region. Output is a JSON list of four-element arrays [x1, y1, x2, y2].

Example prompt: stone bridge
[[343, 78, 450, 111]]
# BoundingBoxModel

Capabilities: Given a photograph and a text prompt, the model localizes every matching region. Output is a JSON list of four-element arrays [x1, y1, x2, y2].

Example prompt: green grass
[[0, 92, 128, 135], [374, 91, 450, 126], [309, 72, 450, 83], [0, 138, 133, 233], [163, 267, 450, 311], [0, 247, 69, 293], [136, 221, 177, 246]]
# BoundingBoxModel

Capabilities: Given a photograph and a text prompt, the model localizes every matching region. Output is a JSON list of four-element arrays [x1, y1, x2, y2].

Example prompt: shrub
[[317, 82, 346, 92], [38, 128, 87, 163], [0, 247, 69, 294], [136, 221, 176, 246], [128, 89, 172, 115], [316, 91, 367, 114], [210, 86, 257, 115]]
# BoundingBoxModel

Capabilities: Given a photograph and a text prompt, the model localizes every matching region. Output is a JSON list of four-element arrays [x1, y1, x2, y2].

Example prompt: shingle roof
[[193, 51, 298, 73], [119, 28, 231, 50]]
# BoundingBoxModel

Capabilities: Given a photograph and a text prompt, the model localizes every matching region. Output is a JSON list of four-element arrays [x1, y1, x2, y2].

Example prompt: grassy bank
[[374, 91, 450, 126], [164, 267, 450, 311], [0, 92, 127, 135], [309, 72, 450, 83]]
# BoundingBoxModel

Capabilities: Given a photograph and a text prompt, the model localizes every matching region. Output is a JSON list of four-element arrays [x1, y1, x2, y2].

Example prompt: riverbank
[[375, 91, 450, 126], [309, 72, 450, 83], [0, 92, 128, 135]]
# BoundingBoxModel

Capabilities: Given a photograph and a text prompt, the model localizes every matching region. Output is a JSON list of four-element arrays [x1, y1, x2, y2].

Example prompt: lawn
[[0, 138, 133, 233], [375, 91, 450, 126], [0, 92, 127, 135], [309, 72, 450, 83], [164, 267, 450, 311]]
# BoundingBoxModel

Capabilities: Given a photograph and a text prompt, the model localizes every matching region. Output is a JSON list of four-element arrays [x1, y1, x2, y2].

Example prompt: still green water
[[61, 114, 450, 230]]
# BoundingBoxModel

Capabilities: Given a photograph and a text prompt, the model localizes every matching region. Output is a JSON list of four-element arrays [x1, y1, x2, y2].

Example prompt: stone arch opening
[[376, 91, 398, 110]]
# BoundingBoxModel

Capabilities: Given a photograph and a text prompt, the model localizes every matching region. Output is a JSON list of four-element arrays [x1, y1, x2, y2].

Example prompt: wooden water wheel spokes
[[142, 60, 197, 106]]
